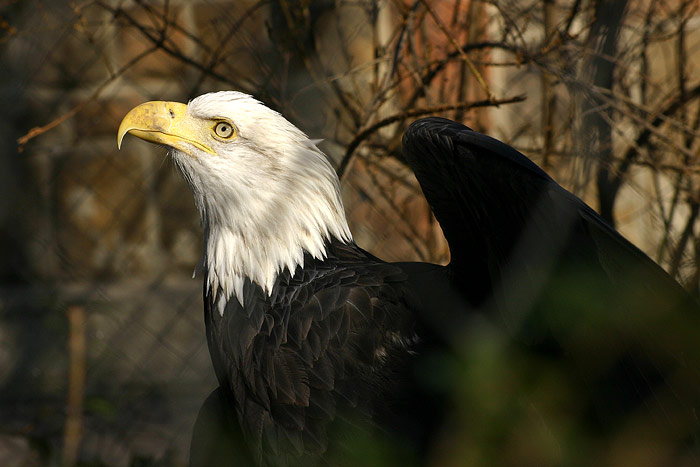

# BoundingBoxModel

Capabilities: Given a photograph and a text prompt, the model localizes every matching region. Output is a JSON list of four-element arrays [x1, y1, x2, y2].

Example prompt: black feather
[[192, 117, 700, 467]]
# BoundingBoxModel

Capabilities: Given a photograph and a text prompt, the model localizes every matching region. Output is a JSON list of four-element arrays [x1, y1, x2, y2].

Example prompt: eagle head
[[118, 91, 351, 306]]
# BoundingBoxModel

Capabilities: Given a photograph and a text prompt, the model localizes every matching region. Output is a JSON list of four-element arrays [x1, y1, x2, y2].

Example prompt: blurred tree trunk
[[580, 0, 628, 226]]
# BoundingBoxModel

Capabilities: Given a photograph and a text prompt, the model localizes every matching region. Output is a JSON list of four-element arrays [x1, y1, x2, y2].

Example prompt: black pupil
[[218, 124, 230, 135]]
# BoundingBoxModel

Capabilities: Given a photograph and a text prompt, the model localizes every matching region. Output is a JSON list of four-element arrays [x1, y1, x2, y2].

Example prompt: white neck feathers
[[173, 138, 352, 310]]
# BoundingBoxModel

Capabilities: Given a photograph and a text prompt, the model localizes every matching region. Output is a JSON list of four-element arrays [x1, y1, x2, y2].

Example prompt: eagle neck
[[198, 176, 352, 313], [171, 135, 353, 312]]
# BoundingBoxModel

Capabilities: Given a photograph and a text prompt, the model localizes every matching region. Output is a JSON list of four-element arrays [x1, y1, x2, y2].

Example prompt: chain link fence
[[3, 0, 700, 465]]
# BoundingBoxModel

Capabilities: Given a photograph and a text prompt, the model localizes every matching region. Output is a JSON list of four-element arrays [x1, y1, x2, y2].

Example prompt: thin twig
[[337, 94, 526, 180], [99, 2, 237, 87], [418, 0, 492, 100], [17, 45, 158, 151]]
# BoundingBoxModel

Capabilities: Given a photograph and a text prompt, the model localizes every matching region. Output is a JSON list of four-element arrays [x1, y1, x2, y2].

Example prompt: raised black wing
[[402, 117, 700, 460], [201, 241, 427, 466], [402, 117, 693, 310]]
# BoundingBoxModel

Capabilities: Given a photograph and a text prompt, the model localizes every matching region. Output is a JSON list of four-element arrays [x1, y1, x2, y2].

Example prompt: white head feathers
[[169, 91, 352, 309]]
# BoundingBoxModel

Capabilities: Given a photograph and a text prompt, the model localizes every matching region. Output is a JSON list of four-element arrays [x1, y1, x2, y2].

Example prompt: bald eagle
[[118, 92, 700, 466]]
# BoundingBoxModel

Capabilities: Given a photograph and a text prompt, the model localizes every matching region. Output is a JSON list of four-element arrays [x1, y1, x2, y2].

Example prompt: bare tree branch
[[337, 95, 527, 180]]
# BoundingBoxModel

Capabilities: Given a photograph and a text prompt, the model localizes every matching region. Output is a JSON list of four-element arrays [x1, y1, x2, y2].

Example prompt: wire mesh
[[3, 0, 700, 465]]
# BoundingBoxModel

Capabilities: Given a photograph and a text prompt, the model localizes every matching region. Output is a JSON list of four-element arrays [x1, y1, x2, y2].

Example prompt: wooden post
[[63, 305, 86, 467]]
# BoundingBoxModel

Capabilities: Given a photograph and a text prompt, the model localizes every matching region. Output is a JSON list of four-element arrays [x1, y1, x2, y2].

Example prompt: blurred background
[[2, 0, 700, 465]]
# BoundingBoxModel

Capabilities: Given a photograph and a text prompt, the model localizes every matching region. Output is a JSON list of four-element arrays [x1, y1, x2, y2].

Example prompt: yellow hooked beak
[[117, 101, 215, 156]]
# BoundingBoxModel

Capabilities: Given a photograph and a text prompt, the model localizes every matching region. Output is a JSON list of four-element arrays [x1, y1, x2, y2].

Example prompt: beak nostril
[[169, 109, 175, 118]]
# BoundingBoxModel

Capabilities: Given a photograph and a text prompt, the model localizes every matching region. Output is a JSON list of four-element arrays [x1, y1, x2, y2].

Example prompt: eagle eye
[[213, 121, 235, 139]]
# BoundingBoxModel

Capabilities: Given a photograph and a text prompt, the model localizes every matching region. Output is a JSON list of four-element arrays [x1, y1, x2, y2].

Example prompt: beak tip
[[117, 123, 129, 150], [117, 132, 127, 150]]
